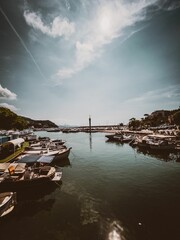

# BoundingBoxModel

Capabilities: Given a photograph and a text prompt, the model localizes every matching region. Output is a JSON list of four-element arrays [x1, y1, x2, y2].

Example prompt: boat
[[23, 147, 71, 160], [106, 132, 133, 143], [113, 134, 133, 143], [51, 139, 66, 146], [149, 140, 176, 151], [46, 128, 61, 132], [53, 147, 71, 161], [0, 162, 62, 190], [29, 139, 65, 149], [135, 134, 177, 151], [105, 132, 123, 141], [24, 148, 60, 155], [0, 192, 17, 217], [17, 153, 71, 168]]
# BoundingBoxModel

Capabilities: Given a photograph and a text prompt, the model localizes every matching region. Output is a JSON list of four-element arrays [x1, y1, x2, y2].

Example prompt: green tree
[[173, 111, 180, 126], [129, 119, 141, 130], [12, 116, 28, 130], [0, 107, 16, 129], [144, 114, 149, 118], [0, 107, 28, 130]]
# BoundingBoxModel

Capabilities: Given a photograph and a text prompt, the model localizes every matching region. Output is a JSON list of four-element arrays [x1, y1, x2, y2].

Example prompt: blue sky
[[0, 0, 180, 125]]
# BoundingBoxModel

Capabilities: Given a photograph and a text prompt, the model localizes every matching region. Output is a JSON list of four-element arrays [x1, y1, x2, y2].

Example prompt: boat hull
[[0, 167, 62, 191], [53, 147, 71, 161], [149, 144, 175, 151], [0, 192, 17, 217]]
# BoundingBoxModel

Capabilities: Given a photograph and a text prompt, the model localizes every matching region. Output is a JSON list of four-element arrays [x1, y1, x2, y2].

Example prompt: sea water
[[0, 132, 180, 240]]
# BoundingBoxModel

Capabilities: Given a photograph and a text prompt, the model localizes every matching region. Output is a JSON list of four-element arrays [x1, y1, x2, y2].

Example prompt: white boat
[[53, 147, 71, 161], [105, 133, 122, 141], [24, 149, 60, 155], [136, 134, 176, 150], [113, 134, 133, 143], [0, 192, 17, 217], [30, 139, 65, 149], [24, 147, 71, 160], [149, 141, 176, 150]]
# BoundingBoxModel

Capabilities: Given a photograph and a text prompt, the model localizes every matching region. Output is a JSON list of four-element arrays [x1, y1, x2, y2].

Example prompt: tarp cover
[[17, 154, 54, 164], [37, 155, 54, 163], [8, 138, 24, 146]]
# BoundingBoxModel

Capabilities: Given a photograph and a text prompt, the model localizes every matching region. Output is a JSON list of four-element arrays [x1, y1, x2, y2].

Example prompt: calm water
[[1, 132, 180, 240]]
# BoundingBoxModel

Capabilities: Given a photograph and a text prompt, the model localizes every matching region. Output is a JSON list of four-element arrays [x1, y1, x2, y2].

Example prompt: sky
[[0, 0, 180, 126]]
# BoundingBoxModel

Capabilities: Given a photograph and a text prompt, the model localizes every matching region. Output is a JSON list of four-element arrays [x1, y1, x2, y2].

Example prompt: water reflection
[[0, 178, 62, 194], [136, 147, 180, 162], [61, 181, 101, 225], [99, 219, 126, 240], [89, 133, 92, 150], [1, 132, 179, 240], [0, 183, 60, 221], [53, 157, 71, 167], [17, 182, 61, 201], [15, 198, 56, 218], [105, 139, 180, 162], [107, 221, 124, 240], [106, 140, 124, 147]]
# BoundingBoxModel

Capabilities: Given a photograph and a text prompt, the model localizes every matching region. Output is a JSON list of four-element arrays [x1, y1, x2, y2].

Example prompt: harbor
[[0, 0, 180, 239], [0, 130, 180, 240]]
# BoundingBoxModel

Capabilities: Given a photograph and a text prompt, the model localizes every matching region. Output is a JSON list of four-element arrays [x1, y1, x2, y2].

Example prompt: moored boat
[[106, 132, 133, 143], [17, 154, 71, 168], [113, 134, 133, 143], [0, 192, 17, 217], [53, 147, 71, 161], [136, 134, 177, 151], [0, 162, 62, 190], [149, 141, 176, 151], [23, 147, 71, 160], [105, 133, 122, 141]]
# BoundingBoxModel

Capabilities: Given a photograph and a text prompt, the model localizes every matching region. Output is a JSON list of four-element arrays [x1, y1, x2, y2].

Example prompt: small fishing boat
[[135, 134, 177, 151], [24, 147, 71, 160], [113, 134, 133, 143], [106, 132, 133, 143], [17, 153, 71, 168], [53, 147, 71, 161], [105, 133, 122, 141], [149, 140, 176, 150], [0, 192, 17, 217], [0, 162, 62, 190], [30, 139, 66, 148]]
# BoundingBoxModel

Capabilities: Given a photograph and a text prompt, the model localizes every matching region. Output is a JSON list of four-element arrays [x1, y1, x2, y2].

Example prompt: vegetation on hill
[[0, 107, 27, 130], [128, 107, 180, 130], [0, 107, 58, 130], [23, 116, 58, 129]]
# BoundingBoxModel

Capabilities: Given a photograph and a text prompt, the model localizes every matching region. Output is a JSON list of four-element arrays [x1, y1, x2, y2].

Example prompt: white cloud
[[167, 3, 180, 11], [24, 0, 179, 84], [125, 84, 180, 103], [65, 0, 71, 10], [55, 0, 159, 81], [24, 10, 75, 39], [56, 41, 100, 79], [0, 103, 19, 111], [160, 0, 180, 11], [0, 84, 17, 100]]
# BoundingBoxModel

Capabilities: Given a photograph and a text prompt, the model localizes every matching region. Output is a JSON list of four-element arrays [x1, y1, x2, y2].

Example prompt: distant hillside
[[129, 107, 180, 130], [0, 107, 58, 130], [23, 116, 58, 128]]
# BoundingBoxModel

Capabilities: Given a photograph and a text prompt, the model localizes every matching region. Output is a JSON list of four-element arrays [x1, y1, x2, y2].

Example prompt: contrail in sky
[[0, 6, 46, 81]]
